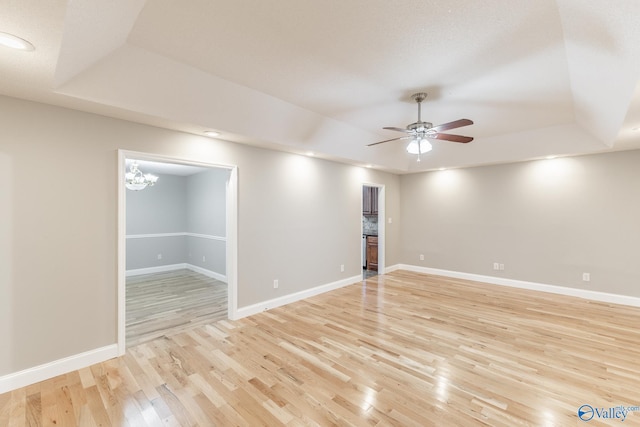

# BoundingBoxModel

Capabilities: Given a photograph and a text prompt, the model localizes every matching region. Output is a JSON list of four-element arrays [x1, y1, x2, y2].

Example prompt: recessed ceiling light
[[305, 151, 314, 157], [0, 32, 35, 51], [439, 167, 446, 171], [365, 164, 373, 168], [546, 155, 556, 160], [203, 131, 220, 137]]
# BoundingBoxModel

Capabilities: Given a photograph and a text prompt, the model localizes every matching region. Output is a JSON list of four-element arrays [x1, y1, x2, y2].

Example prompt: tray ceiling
[[1, 0, 640, 173]]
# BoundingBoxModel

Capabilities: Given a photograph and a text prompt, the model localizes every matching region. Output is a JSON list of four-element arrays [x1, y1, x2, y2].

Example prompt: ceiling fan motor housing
[[408, 121, 433, 132], [411, 92, 428, 103]]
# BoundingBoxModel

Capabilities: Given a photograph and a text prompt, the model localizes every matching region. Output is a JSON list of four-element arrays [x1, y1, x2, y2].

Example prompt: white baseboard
[[234, 274, 362, 319], [126, 263, 227, 283], [398, 264, 640, 308], [0, 344, 118, 394], [125, 263, 187, 276], [385, 263, 402, 273], [186, 264, 227, 283]]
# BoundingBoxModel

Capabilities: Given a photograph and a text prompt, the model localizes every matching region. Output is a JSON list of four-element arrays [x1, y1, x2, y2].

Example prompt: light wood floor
[[126, 270, 227, 347], [3, 270, 640, 426]]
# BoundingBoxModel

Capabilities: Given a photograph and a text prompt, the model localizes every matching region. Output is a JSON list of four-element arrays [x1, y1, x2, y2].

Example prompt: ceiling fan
[[368, 92, 474, 161]]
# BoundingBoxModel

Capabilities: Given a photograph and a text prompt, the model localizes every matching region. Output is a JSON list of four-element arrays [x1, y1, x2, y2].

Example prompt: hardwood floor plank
[[156, 383, 197, 426], [0, 391, 12, 426], [7, 388, 27, 427], [4, 270, 640, 425], [23, 393, 40, 427], [82, 385, 112, 427]]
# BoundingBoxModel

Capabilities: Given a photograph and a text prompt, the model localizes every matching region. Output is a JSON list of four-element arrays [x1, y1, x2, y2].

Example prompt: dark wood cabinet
[[362, 186, 378, 215], [366, 235, 378, 271], [363, 186, 372, 215], [371, 188, 378, 215]]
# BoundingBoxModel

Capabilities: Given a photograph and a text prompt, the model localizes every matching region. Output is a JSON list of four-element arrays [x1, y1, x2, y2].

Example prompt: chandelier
[[125, 162, 158, 191]]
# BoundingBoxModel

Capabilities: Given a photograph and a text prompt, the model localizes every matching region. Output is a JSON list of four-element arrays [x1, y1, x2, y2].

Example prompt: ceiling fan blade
[[367, 136, 411, 146], [429, 118, 473, 133], [383, 126, 412, 133], [430, 133, 474, 143]]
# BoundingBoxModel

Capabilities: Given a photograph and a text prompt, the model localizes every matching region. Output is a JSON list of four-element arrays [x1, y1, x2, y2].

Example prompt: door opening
[[362, 184, 384, 279], [117, 150, 238, 354]]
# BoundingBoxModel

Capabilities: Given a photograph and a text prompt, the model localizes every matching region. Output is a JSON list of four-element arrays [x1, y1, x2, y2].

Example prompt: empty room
[[124, 159, 230, 347], [1, 1, 640, 426]]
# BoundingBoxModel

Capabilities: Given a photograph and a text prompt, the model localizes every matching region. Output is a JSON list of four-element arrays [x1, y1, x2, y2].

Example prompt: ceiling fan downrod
[[412, 92, 427, 123]]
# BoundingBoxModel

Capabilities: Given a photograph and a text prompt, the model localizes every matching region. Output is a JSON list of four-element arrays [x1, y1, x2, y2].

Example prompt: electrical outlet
[[340, 264, 345, 272], [202, 256, 206, 262], [157, 253, 162, 260], [583, 273, 590, 282], [388, 217, 393, 224], [419, 254, 424, 261], [499, 263, 505, 271], [273, 279, 279, 289], [493, 262, 499, 270]]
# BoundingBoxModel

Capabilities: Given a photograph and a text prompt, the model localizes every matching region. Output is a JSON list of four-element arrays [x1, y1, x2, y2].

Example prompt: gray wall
[[126, 173, 188, 269], [186, 169, 228, 274], [126, 169, 228, 273], [126, 236, 187, 270], [126, 173, 187, 234], [0, 95, 400, 376], [187, 169, 227, 236], [400, 151, 640, 296]]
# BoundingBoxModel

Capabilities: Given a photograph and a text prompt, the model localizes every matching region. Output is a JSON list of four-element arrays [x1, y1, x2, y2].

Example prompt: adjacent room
[[124, 159, 230, 346], [1, 1, 640, 426]]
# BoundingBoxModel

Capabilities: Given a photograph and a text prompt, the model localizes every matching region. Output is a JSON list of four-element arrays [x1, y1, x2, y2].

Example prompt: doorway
[[117, 150, 238, 355], [362, 184, 385, 279]]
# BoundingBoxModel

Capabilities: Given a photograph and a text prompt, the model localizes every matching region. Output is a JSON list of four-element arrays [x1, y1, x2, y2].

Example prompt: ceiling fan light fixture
[[406, 139, 432, 155]]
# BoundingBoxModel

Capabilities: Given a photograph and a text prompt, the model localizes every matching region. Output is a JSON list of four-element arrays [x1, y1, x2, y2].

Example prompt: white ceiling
[[2, 0, 640, 173]]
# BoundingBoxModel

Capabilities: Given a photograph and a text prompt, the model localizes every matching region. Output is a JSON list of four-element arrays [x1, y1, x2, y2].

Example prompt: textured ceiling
[[1, 0, 640, 173]]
